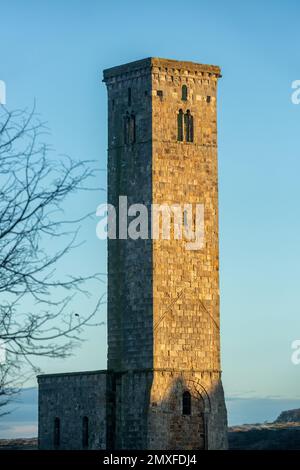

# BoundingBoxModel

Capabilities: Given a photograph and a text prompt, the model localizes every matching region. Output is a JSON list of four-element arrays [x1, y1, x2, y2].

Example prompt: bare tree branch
[[0, 105, 105, 413]]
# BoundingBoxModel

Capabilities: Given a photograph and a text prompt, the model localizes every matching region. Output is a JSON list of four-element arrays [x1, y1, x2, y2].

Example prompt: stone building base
[[38, 369, 227, 450]]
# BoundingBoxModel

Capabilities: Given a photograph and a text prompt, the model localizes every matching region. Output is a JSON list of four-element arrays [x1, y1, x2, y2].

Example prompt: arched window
[[82, 416, 89, 449], [184, 110, 194, 142], [182, 85, 188, 101], [182, 391, 191, 415], [177, 109, 183, 141], [54, 417, 60, 447]]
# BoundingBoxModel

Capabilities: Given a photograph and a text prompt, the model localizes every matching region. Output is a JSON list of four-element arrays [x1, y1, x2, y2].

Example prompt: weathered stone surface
[[104, 57, 227, 450], [38, 371, 107, 449]]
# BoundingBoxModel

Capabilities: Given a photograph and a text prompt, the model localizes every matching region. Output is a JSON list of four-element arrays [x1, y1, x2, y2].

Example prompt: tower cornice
[[103, 57, 221, 84]]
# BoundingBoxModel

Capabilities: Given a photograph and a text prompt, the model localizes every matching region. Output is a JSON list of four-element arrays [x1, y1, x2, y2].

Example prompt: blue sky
[[1, 0, 300, 430]]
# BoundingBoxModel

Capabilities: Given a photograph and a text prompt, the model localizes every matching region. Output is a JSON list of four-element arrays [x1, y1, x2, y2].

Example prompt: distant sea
[[1, 388, 300, 438]]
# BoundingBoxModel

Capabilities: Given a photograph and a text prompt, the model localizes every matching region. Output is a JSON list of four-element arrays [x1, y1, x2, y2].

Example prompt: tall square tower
[[103, 57, 227, 450]]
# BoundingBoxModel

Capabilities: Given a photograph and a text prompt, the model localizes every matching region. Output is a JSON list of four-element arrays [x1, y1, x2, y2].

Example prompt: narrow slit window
[[185, 110, 194, 143], [129, 113, 135, 144], [177, 109, 183, 141], [54, 417, 60, 447], [182, 391, 191, 415], [82, 416, 89, 449], [124, 112, 130, 145]]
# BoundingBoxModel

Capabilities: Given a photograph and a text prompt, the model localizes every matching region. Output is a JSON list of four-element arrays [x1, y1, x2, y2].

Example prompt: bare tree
[[0, 105, 104, 413]]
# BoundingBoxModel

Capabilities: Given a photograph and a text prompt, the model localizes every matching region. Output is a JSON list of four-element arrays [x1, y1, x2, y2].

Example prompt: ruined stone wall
[[38, 371, 107, 450]]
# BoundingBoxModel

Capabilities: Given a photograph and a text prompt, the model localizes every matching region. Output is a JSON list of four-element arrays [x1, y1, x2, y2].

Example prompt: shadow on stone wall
[[147, 373, 227, 450]]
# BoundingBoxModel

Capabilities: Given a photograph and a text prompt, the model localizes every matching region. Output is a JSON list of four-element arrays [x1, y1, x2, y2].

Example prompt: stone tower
[[103, 57, 227, 450]]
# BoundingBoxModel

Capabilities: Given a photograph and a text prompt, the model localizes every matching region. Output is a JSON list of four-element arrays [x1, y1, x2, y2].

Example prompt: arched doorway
[[167, 386, 206, 449]]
